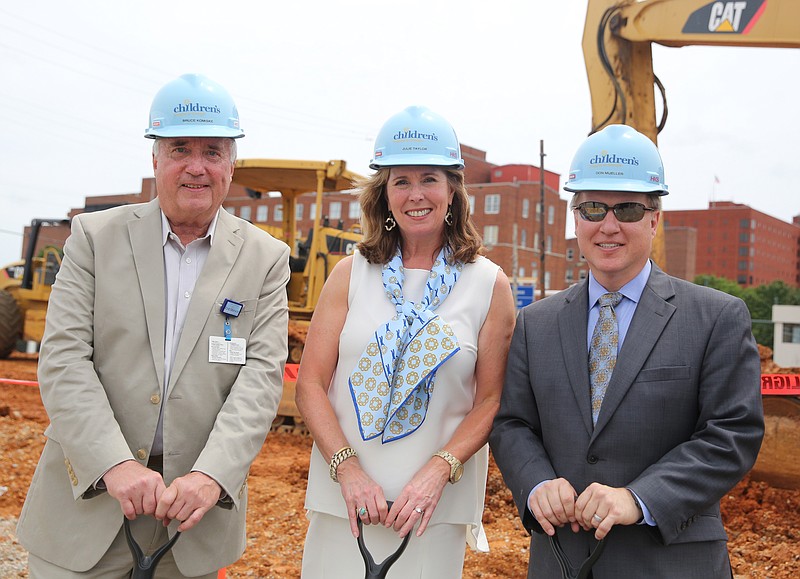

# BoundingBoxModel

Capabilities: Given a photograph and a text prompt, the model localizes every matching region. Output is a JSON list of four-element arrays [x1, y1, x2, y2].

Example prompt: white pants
[[301, 510, 467, 578]]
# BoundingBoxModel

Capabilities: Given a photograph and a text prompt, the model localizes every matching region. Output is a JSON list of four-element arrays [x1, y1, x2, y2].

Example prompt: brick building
[[663, 202, 800, 287], [20, 145, 571, 293]]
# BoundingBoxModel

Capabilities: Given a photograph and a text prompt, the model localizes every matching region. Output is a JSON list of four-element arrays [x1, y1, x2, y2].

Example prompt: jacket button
[[587, 455, 599, 464], [136, 449, 147, 460], [150, 394, 161, 404]]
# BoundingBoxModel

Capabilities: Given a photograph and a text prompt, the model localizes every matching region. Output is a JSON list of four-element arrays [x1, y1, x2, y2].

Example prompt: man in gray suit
[[17, 74, 289, 578], [489, 125, 764, 578]]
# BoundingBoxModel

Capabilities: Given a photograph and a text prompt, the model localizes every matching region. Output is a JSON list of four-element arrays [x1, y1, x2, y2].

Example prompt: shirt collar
[[588, 260, 652, 309], [160, 209, 220, 248]]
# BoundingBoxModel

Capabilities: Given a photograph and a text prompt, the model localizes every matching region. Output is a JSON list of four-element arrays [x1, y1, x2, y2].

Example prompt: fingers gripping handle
[[356, 501, 412, 579], [123, 517, 181, 579]]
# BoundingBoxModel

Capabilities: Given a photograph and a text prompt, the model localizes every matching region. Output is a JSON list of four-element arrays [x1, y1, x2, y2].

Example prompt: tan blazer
[[17, 199, 289, 576]]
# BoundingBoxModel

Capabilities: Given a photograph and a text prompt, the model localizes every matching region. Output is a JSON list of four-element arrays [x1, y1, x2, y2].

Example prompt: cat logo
[[682, 0, 766, 34]]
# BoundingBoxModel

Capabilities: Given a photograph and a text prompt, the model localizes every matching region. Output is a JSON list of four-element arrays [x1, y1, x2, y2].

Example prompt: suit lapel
[[558, 281, 594, 435], [168, 210, 243, 392], [592, 265, 676, 436], [129, 199, 166, 391]]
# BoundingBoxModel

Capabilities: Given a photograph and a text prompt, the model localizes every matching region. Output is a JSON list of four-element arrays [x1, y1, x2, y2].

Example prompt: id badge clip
[[211, 298, 246, 364]]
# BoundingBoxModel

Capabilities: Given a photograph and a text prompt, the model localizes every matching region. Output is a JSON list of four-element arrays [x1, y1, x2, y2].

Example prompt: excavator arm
[[583, 0, 800, 265]]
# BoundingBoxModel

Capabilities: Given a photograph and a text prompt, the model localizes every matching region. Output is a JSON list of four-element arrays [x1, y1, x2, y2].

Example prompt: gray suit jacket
[[489, 264, 764, 578], [17, 199, 289, 576]]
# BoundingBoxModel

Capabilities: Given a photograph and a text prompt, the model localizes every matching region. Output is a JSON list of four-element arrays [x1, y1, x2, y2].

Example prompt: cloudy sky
[[1, 0, 798, 267]]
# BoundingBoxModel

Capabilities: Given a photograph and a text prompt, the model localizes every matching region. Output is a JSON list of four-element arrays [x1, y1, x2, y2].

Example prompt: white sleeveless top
[[304, 251, 500, 551]]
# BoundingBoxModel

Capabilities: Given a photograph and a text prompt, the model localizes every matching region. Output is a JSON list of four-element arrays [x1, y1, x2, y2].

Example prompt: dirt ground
[[1, 352, 799, 578]]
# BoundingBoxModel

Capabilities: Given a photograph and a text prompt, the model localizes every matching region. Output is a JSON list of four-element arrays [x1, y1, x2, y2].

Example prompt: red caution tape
[[284, 364, 299, 382], [0, 378, 39, 387], [761, 374, 800, 396]]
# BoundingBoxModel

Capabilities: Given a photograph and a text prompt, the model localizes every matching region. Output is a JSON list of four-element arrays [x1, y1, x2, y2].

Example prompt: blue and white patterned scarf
[[349, 247, 462, 443]]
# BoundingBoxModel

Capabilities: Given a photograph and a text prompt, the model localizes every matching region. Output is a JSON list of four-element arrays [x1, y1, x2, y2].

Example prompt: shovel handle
[[356, 501, 412, 579], [123, 517, 181, 579], [548, 532, 605, 579]]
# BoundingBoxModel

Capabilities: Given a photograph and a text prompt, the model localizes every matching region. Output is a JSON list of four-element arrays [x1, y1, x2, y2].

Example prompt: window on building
[[738, 246, 748, 256], [485, 194, 500, 214], [484, 225, 499, 245], [469, 195, 475, 214], [522, 199, 530, 219], [737, 274, 747, 284], [740, 218, 749, 228], [566, 269, 574, 283], [310, 203, 316, 220], [349, 201, 361, 219], [292, 204, 302, 221], [783, 323, 800, 344], [739, 232, 749, 243], [567, 248, 574, 261], [534, 232, 539, 251], [536, 202, 542, 217], [275, 204, 283, 222], [579, 270, 588, 281], [329, 201, 342, 220], [519, 267, 525, 278], [520, 229, 527, 247], [738, 260, 748, 271], [546, 235, 552, 253], [544, 271, 551, 290], [239, 206, 251, 222], [547, 205, 555, 225], [256, 205, 268, 222]]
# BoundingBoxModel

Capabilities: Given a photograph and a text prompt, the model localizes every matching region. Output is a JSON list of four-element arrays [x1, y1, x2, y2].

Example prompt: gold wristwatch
[[434, 450, 463, 484]]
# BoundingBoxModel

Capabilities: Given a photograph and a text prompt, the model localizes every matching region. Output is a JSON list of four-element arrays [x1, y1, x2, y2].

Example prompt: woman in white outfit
[[296, 105, 516, 578]]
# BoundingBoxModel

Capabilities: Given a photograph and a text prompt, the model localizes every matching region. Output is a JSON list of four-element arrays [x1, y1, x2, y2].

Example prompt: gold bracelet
[[329, 446, 358, 482]]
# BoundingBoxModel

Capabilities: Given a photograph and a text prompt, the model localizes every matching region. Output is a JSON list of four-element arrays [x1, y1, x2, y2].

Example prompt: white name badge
[[209, 336, 247, 364]]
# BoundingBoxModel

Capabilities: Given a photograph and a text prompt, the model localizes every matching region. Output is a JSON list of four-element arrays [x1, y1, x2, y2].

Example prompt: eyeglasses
[[572, 201, 656, 223]]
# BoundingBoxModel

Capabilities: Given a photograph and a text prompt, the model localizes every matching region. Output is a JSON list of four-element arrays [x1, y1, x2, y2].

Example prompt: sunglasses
[[573, 201, 656, 223]]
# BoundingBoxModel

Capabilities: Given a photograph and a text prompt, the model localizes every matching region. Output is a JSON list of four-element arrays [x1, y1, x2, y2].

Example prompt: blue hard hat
[[370, 105, 464, 170], [564, 124, 668, 195], [145, 73, 244, 139]]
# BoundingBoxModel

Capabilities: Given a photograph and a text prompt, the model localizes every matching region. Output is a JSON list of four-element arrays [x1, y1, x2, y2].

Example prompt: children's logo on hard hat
[[375, 151, 383, 158], [393, 128, 439, 142], [152, 121, 161, 127]]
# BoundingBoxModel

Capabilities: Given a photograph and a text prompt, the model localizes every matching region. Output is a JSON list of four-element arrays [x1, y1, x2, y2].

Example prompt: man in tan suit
[[17, 74, 290, 578]]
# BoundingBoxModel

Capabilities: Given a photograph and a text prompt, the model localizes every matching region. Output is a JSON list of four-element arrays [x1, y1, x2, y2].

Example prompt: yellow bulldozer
[[231, 158, 363, 430], [582, 0, 800, 488], [0, 219, 69, 358]]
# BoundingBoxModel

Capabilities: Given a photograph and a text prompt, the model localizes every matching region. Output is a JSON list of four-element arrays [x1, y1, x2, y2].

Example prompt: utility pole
[[511, 223, 518, 306], [539, 140, 546, 301]]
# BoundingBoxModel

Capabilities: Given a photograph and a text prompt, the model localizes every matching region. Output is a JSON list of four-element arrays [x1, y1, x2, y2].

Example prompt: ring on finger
[[592, 514, 603, 523], [358, 507, 367, 517], [414, 507, 424, 514]]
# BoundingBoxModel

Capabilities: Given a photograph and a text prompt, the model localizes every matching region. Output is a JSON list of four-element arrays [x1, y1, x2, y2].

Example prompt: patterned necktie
[[589, 292, 623, 425]]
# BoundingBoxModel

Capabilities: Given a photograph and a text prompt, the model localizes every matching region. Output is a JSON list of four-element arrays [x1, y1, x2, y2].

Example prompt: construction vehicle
[[0, 219, 69, 358], [582, 0, 800, 488], [232, 158, 363, 429]]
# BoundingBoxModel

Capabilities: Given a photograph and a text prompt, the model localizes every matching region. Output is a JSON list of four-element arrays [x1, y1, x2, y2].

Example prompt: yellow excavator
[[582, 0, 800, 488], [232, 159, 363, 429], [0, 219, 69, 358]]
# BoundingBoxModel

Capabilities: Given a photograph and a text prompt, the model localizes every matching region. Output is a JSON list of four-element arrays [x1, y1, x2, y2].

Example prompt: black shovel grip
[[548, 532, 605, 579], [356, 501, 412, 579], [123, 517, 181, 579]]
